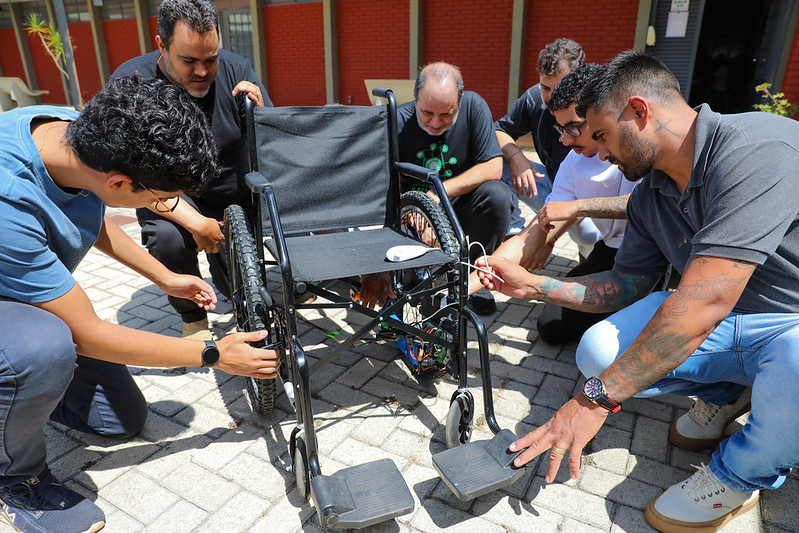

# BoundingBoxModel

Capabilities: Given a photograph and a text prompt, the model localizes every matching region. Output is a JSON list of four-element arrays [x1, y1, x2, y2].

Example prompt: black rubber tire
[[399, 190, 459, 319], [224, 204, 277, 415], [445, 394, 473, 449], [399, 190, 459, 258], [294, 434, 311, 501]]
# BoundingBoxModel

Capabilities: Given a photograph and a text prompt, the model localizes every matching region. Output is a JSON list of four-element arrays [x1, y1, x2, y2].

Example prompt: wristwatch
[[201, 340, 220, 368], [582, 376, 621, 413]]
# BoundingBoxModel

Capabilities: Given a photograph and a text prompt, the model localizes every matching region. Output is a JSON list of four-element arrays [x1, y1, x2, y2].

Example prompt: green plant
[[753, 82, 798, 117], [24, 14, 81, 106]]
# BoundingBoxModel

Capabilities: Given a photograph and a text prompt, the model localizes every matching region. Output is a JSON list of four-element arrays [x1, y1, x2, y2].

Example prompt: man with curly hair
[[0, 76, 279, 533], [113, 0, 271, 341]]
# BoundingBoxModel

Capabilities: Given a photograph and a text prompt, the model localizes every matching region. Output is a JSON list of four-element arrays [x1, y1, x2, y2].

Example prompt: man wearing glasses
[[474, 63, 635, 344], [112, 0, 271, 341]]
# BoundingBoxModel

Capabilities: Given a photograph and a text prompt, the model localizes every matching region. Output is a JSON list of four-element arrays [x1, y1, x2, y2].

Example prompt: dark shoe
[[0, 467, 105, 533], [468, 289, 496, 315]]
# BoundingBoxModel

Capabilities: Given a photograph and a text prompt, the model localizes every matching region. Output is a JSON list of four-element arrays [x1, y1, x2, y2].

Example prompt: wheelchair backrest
[[250, 104, 398, 234]]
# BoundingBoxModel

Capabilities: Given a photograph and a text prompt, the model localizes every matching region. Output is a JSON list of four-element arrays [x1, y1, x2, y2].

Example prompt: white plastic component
[[386, 245, 432, 262]]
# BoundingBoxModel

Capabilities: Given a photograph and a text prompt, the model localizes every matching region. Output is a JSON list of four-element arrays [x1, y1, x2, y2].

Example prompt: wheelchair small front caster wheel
[[293, 433, 311, 501], [445, 393, 473, 449]]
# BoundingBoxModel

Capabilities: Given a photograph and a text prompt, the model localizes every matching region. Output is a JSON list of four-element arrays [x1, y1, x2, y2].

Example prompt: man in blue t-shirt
[[0, 77, 278, 533], [112, 0, 271, 341], [479, 52, 799, 532]]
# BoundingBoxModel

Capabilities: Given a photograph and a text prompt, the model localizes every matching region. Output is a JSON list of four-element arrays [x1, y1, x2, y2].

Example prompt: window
[[100, 0, 136, 20]]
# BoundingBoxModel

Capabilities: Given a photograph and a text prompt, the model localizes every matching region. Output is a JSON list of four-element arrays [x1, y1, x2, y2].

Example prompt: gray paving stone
[[34, 211, 782, 532]]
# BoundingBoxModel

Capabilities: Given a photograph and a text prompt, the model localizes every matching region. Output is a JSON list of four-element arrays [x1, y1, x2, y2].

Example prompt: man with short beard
[[478, 51, 799, 532], [112, 0, 271, 341], [395, 62, 510, 315]]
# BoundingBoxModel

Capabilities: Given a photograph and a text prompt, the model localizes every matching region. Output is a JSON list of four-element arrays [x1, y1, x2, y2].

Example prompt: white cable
[[466, 240, 506, 284]]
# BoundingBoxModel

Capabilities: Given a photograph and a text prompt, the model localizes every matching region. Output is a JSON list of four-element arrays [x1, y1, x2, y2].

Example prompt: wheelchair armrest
[[245, 171, 270, 194], [395, 162, 436, 182]]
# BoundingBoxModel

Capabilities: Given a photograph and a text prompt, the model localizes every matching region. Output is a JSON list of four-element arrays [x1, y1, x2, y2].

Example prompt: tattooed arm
[[477, 256, 659, 313], [502, 255, 755, 483], [538, 194, 630, 233], [599, 255, 755, 401]]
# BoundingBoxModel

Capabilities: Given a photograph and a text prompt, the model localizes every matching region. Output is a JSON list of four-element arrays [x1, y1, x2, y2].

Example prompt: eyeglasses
[[138, 181, 181, 213], [553, 119, 586, 138]]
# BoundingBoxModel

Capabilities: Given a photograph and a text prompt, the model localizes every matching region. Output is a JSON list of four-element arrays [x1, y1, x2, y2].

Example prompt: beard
[[617, 122, 657, 182], [160, 54, 211, 99], [416, 108, 459, 136]]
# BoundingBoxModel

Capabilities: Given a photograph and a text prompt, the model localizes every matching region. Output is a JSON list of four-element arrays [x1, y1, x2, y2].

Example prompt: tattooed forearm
[[603, 324, 698, 399], [577, 194, 630, 219], [529, 270, 658, 313]]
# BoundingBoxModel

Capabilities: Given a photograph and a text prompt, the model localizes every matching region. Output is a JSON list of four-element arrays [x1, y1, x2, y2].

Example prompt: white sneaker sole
[[645, 490, 759, 533]]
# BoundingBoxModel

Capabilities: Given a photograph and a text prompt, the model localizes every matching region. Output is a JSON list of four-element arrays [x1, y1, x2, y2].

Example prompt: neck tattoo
[[655, 118, 680, 137]]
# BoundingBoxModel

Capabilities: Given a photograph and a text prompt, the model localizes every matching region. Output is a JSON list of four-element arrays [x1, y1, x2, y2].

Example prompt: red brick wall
[[337, 0, 409, 106], [0, 28, 26, 83], [781, 30, 799, 109], [104, 19, 143, 72], [148, 16, 158, 50], [264, 2, 325, 106], [523, 0, 639, 89], [68, 22, 102, 105], [422, 0, 513, 120]]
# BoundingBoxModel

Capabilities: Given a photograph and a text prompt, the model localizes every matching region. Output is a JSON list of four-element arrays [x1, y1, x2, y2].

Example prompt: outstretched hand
[[509, 394, 608, 483], [158, 274, 217, 310], [475, 256, 535, 299]]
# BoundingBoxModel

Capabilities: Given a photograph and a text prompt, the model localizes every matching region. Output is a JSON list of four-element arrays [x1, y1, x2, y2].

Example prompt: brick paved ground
[[15, 199, 798, 533]]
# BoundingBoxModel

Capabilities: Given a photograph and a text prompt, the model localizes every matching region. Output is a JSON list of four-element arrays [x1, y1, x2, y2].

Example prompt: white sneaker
[[669, 389, 751, 451], [646, 463, 759, 533], [182, 318, 212, 341]]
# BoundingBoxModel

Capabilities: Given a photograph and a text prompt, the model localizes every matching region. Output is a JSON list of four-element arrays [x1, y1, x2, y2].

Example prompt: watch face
[[203, 341, 220, 366], [584, 377, 604, 400]]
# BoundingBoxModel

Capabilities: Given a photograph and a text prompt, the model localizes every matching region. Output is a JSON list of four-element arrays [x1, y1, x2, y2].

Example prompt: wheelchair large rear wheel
[[395, 191, 459, 376], [224, 204, 277, 415]]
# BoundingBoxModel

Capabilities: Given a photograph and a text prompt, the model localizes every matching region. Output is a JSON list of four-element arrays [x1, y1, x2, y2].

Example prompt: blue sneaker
[[0, 468, 105, 533]]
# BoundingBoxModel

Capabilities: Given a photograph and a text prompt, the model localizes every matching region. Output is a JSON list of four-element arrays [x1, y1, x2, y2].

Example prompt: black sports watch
[[201, 340, 220, 368], [582, 376, 621, 413]]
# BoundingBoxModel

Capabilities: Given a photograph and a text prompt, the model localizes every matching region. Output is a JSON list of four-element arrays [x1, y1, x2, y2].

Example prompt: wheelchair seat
[[223, 90, 523, 529]]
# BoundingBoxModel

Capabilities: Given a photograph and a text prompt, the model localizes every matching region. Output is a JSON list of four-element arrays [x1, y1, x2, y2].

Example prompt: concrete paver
[[13, 199, 797, 533]]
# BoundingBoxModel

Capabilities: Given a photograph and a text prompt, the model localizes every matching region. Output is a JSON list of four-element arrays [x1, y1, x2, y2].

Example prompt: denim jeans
[[501, 158, 601, 257], [577, 291, 799, 492], [0, 299, 147, 487]]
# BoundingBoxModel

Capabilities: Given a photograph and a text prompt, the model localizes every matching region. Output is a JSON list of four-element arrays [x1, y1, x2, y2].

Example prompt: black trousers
[[451, 180, 513, 262], [536, 240, 618, 344], [137, 195, 238, 323]]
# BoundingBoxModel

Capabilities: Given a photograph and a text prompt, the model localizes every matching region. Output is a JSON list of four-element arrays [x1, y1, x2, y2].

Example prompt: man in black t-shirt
[[112, 0, 271, 340], [396, 62, 510, 314], [495, 38, 584, 235]]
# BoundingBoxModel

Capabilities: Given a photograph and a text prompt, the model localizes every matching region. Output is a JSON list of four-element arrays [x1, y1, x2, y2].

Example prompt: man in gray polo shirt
[[477, 51, 799, 532]]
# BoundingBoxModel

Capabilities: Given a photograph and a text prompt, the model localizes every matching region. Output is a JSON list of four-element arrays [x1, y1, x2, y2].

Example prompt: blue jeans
[[577, 291, 799, 492], [501, 159, 601, 256], [0, 299, 147, 487]]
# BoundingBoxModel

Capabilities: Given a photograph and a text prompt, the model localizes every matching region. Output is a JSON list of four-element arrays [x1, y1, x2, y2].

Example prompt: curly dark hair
[[157, 0, 218, 49], [65, 76, 218, 195], [538, 38, 585, 78], [576, 50, 682, 118], [547, 63, 602, 113]]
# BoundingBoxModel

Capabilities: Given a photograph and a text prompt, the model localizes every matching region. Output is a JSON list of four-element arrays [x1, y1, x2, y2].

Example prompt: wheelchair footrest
[[310, 458, 414, 529], [432, 429, 526, 501]]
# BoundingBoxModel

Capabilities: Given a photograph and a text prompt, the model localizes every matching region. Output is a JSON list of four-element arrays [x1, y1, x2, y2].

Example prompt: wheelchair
[[223, 90, 526, 529]]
